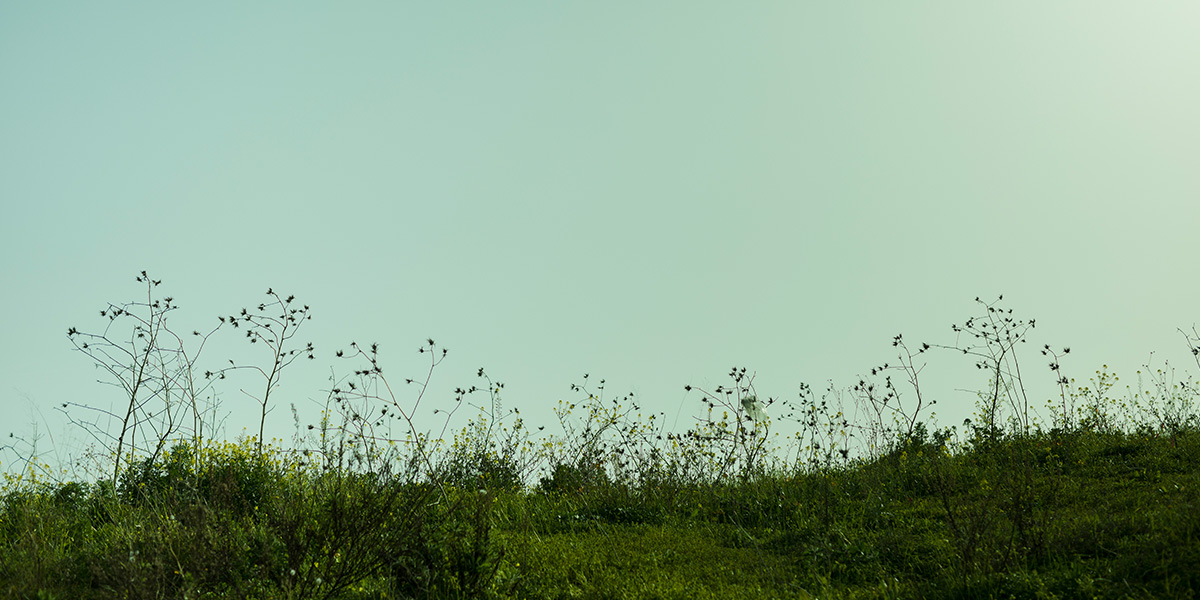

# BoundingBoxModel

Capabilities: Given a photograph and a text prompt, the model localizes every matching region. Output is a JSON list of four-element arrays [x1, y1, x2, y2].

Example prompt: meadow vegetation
[[2, 275, 1198, 599]]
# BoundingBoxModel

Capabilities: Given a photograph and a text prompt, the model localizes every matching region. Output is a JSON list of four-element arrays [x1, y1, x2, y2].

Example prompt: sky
[[2, 3, 1199, 475]]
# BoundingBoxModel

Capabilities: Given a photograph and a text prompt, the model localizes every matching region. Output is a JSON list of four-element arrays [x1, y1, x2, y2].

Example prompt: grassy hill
[[4, 285, 1197, 598], [2, 421, 1196, 599]]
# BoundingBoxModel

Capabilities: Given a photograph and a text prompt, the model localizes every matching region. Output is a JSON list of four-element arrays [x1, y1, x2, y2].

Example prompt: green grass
[[2, 426, 1197, 599]]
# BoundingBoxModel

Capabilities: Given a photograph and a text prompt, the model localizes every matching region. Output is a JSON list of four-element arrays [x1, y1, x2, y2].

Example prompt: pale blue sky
[[3, 3, 1198, 472]]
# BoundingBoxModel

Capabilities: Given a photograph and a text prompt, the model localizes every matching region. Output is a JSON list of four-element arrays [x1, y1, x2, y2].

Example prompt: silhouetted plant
[[325, 338, 468, 504], [221, 288, 314, 456], [937, 296, 1038, 442], [684, 367, 777, 480], [872, 296, 1063, 582], [853, 334, 937, 458], [793, 381, 854, 473], [1184, 325, 1200, 368], [436, 369, 535, 492], [1041, 343, 1075, 429], [65, 271, 225, 484], [540, 374, 654, 490]]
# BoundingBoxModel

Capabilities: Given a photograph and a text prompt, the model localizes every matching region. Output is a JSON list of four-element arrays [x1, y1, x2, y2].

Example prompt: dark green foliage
[[6, 417, 1200, 599], [537, 460, 609, 496], [440, 448, 525, 493]]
